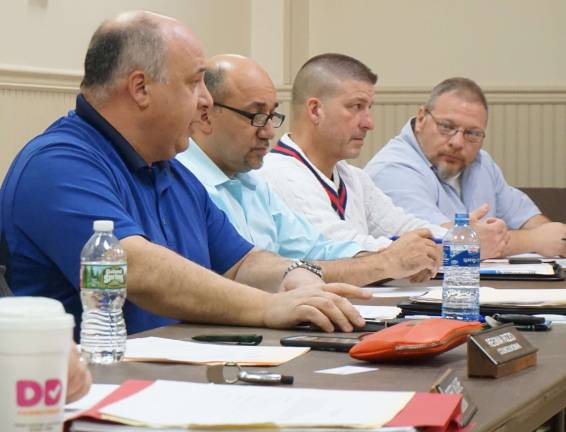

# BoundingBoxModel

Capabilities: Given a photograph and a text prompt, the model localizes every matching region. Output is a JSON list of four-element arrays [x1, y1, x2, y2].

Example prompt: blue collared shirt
[[176, 140, 363, 259], [364, 118, 540, 228], [0, 95, 253, 338]]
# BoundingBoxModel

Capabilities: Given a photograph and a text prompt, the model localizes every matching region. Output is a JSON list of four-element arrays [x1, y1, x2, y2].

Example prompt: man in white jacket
[[259, 53, 509, 259]]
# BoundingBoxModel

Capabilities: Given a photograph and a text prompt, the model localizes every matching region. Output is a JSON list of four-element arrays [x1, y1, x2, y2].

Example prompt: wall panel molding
[[0, 64, 81, 92], [1, 66, 565, 187]]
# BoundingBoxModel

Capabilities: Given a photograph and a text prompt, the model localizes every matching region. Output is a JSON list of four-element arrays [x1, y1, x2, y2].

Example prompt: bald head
[[292, 53, 378, 115], [81, 11, 197, 104], [204, 54, 275, 104]]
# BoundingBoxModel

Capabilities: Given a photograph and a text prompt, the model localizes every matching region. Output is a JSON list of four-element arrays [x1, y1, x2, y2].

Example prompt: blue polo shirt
[[0, 95, 254, 338]]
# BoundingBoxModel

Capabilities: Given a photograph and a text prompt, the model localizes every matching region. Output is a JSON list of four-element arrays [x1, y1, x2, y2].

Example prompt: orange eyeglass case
[[349, 318, 483, 362]]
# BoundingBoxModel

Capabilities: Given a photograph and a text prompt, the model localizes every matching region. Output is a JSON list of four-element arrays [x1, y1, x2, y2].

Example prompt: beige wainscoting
[[2, 68, 566, 187]]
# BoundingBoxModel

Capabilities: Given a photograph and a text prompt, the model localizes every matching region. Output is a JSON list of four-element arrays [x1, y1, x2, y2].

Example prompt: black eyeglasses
[[214, 102, 285, 128], [425, 108, 486, 143]]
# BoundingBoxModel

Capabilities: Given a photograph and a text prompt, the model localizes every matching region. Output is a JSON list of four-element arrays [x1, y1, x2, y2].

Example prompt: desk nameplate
[[467, 323, 537, 378], [431, 368, 477, 427]]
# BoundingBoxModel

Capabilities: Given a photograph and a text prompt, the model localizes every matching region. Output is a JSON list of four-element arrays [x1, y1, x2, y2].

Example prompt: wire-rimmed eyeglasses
[[425, 108, 486, 143]]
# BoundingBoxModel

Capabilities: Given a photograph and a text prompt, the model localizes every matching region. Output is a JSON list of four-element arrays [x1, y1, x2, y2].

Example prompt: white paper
[[365, 286, 435, 298], [125, 337, 308, 365], [100, 380, 413, 428], [480, 262, 555, 275], [354, 305, 401, 319], [66, 384, 119, 412], [315, 365, 378, 375], [413, 286, 566, 306]]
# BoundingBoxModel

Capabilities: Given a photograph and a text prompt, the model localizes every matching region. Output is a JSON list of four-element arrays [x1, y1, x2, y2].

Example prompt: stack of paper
[[412, 287, 566, 307], [68, 379, 461, 431], [354, 305, 401, 320], [124, 337, 308, 366]]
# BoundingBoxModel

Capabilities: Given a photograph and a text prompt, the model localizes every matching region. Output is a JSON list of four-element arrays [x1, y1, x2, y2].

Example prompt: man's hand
[[473, 218, 509, 258], [380, 229, 442, 281], [263, 284, 369, 332], [528, 222, 566, 257], [469, 203, 509, 259], [66, 342, 92, 403]]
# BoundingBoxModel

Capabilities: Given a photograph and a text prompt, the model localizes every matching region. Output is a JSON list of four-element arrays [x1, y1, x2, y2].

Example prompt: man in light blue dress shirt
[[177, 139, 362, 260], [365, 77, 566, 257], [176, 54, 444, 285]]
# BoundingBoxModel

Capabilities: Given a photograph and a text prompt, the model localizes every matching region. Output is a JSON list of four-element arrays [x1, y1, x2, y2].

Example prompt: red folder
[[67, 380, 464, 431]]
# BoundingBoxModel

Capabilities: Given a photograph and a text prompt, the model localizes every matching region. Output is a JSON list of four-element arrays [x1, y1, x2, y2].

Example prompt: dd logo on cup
[[17, 379, 64, 407]]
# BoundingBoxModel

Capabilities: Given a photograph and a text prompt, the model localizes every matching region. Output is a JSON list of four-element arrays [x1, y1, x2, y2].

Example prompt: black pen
[[515, 322, 552, 332], [192, 334, 263, 345]]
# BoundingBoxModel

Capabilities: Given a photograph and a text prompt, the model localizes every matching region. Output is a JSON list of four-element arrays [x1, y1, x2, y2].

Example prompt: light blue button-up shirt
[[364, 119, 540, 229], [177, 140, 363, 259]]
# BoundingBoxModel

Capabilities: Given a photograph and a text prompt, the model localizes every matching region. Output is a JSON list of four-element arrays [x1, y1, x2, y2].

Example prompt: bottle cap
[[93, 220, 114, 232], [454, 213, 469, 224]]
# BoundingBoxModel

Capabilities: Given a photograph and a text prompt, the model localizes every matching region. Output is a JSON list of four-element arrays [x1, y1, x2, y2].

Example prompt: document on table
[[412, 286, 566, 307], [124, 337, 308, 366], [479, 262, 556, 275], [364, 286, 434, 298], [98, 380, 414, 429], [483, 253, 566, 269], [354, 305, 401, 319], [65, 384, 119, 419]]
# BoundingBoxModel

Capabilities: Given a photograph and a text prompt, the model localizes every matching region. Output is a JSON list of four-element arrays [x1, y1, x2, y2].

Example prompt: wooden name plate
[[431, 368, 477, 426], [467, 323, 538, 378]]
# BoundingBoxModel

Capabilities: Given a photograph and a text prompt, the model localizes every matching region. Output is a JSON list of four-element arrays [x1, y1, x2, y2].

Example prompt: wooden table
[[90, 279, 566, 432]]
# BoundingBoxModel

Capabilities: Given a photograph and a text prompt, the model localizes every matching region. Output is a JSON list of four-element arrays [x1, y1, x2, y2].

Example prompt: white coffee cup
[[0, 297, 74, 432]]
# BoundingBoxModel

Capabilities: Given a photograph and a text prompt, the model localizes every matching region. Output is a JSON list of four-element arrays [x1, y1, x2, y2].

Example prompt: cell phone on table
[[280, 335, 359, 352]]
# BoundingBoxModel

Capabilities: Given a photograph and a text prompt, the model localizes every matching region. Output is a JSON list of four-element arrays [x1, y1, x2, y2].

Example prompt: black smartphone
[[280, 335, 359, 352]]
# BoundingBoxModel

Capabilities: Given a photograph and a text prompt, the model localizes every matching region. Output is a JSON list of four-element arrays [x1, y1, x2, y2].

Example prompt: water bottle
[[80, 220, 127, 364], [441, 213, 480, 321]]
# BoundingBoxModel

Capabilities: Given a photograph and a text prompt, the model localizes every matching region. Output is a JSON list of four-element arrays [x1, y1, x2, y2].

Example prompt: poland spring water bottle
[[80, 220, 127, 364], [442, 213, 480, 321]]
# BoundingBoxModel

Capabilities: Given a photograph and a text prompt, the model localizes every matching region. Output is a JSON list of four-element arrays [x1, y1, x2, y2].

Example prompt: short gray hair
[[426, 77, 488, 112], [80, 13, 167, 103]]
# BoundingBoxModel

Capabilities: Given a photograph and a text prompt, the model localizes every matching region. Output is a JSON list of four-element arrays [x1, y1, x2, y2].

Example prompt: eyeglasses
[[425, 108, 486, 143], [214, 102, 285, 128]]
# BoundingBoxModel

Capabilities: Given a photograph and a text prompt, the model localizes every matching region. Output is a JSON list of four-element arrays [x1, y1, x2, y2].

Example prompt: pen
[[192, 334, 263, 345], [390, 235, 443, 244], [515, 322, 552, 332]]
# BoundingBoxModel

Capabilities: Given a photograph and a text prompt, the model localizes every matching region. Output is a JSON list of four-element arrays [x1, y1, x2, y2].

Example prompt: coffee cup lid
[[0, 297, 74, 331]]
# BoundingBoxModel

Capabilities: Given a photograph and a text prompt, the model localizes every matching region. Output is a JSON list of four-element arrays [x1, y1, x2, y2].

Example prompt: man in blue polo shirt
[[178, 54, 443, 286], [0, 11, 369, 339], [365, 77, 566, 257]]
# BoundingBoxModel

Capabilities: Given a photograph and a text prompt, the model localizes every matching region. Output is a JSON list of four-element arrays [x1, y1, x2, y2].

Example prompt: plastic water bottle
[[442, 213, 480, 321], [80, 220, 127, 364]]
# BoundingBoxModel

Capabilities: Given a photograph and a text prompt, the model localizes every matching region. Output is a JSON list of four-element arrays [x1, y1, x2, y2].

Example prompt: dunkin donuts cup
[[0, 297, 74, 432]]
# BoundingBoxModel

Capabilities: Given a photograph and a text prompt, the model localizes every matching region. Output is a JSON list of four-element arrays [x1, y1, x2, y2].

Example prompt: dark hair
[[203, 64, 228, 102], [80, 13, 166, 102], [292, 53, 378, 107], [426, 77, 488, 112]]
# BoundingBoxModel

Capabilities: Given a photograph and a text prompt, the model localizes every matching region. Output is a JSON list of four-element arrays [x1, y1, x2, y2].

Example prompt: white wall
[[0, 0, 251, 73], [306, 0, 566, 87]]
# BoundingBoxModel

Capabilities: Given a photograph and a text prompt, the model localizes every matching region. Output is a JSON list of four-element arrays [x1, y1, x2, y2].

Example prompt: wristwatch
[[283, 259, 323, 280]]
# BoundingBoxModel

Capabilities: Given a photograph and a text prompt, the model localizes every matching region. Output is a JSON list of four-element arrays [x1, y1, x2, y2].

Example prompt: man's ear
[[414, 105, 427, 133], [306, 98, 322, 125], [127, 70, 150, 109]]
